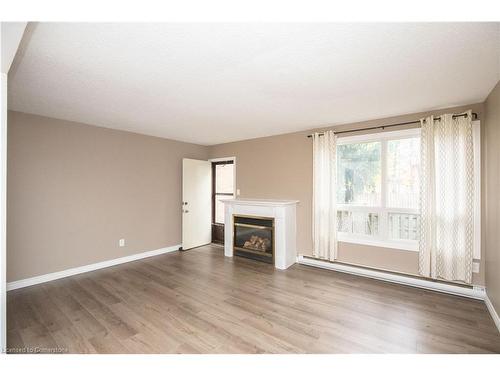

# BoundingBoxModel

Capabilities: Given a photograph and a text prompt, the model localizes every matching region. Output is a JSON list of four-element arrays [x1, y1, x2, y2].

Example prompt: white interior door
[[182, 158, 212, 250]]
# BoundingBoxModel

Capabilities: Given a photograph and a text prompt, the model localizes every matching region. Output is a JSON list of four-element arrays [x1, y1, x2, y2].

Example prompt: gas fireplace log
[[243, 235, 271, 252]]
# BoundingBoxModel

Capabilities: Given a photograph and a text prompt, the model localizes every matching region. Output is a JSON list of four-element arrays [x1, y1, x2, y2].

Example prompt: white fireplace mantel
[[221, 198, 299, 270]]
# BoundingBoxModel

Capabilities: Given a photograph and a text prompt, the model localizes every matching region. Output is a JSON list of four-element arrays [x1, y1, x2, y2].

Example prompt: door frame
[[208, 156, 237, 199], [209, 157, 236, 244]]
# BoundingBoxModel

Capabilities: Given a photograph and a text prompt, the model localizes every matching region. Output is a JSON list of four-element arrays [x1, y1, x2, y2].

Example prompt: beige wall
[[209, 103, 486, 285], [485, 80, 500, 313], [8, 101, 490, 285], [7, 111, 209, 281]]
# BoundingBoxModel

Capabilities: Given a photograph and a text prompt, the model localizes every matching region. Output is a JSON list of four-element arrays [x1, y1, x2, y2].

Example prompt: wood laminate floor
[[7, 245, 500, 353]]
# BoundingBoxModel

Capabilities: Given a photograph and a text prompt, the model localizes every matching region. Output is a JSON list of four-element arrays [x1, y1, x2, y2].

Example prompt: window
[[337, 141, 381, 206], [386, 138, 420, 209], [336, 129, 421, 251], [336, 121, 481, 259], [335, 122, 481, 257], [212, 160, 234, 224]]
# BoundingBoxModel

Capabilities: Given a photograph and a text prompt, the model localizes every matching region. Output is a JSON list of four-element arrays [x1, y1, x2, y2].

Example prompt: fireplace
[[221, 199, 298, 270], [233, 215, 274, 264]]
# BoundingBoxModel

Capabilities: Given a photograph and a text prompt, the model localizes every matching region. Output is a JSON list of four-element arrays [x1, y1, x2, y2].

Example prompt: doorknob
[[183, 209, 189, 213]]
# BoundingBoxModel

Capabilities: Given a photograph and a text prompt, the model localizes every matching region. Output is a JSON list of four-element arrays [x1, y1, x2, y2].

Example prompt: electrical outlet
[[236, 189, 241, 196], [119, 238, 125, 247]]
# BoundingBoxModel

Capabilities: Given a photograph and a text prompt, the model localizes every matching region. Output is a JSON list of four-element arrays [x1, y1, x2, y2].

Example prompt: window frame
[[336, 122, 481, 260], [336, 128, 422, 252]]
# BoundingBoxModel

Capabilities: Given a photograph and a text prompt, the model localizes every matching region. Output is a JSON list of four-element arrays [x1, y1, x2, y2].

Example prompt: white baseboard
[[297, 255, 486, 300], [7, 244, 181, 291], [485, 294, 500, 333]]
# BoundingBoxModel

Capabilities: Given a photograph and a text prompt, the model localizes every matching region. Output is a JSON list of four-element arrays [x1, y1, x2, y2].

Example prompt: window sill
[[338, 236, 418, 252]]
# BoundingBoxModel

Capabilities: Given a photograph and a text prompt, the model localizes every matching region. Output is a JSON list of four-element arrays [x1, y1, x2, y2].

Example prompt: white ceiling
[[8, 23, 500, 145]]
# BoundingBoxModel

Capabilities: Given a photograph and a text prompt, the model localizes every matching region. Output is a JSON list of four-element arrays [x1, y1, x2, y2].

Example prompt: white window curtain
[[312, 130, 338, 261], [419, 110, 474, 284]]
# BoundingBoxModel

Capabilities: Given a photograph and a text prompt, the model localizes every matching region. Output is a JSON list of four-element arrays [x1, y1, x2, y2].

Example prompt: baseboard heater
[[297, 255, 485, 300]]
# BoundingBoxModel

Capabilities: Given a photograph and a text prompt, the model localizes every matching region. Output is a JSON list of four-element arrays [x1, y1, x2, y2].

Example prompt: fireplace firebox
[[233, 215, 274, 264]]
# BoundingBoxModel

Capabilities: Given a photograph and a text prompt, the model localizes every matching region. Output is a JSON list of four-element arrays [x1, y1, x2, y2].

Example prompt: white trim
[[485, 294, 500, 333], [297, 255, 485, 300], [472, 120, 481, 260], [221, 198, 299, 206], [338, 236, 417, 252], [2, 23, 28, 351], [0, 72, 7, 352], [6, 244, 180, 291]]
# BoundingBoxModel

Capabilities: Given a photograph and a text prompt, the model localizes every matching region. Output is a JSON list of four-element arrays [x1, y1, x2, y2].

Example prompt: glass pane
[[234, 223, 273, 255], [215, 163, 234, 194], [215, 194, 233, 224], [337, 142, 381, 206], [337, 210, 379, 236], [388, 213, 420, 240], [387, 138, 420, 209]]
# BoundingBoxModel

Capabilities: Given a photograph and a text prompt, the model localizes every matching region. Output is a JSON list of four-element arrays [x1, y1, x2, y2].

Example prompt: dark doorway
[[211, 160, 234, 245]]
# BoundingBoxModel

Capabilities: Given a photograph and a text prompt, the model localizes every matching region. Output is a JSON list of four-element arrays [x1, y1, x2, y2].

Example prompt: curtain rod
[[306, 112, 478, 138]]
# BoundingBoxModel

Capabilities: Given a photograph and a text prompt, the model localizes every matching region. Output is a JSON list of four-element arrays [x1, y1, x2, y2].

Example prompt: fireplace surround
[[221, 198, 299, 269]]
